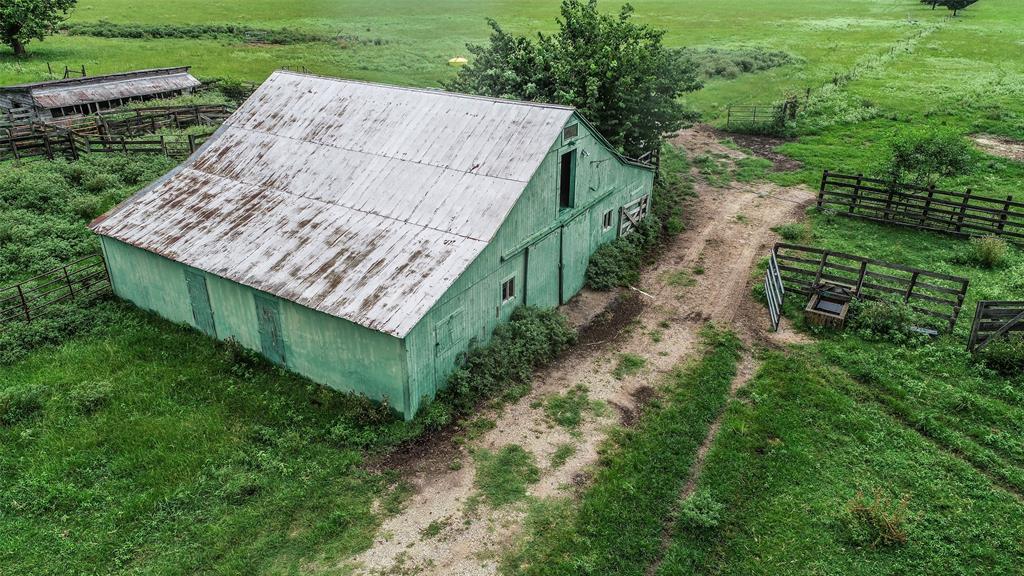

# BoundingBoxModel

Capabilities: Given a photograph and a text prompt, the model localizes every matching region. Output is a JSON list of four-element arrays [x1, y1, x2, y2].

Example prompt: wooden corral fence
[[764, 251, 785, 331], [818, 171, 1024, 244], [773, 243, 970, 332], [0, 124, 79, 162], [968, 301, 1024, 353], [0, 254, 111, 325], [67, 104, 233, 137]]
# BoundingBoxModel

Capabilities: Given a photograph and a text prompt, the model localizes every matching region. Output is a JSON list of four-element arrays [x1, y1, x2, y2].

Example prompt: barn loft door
[[559, 211, 590, 305], [254, 294, 286, 366], [184, 269, 217, 337]]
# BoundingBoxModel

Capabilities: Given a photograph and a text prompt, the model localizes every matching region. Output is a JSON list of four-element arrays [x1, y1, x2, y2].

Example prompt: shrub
[[586, 238, 642, 290], [772, 222, 812, 243], [843, 489, 910, 548], [0, 384, 47, 426], [967, 235, 1009, 269], [878, 127, 973, 185], [848, 297, 929, 343], [677, 490, 724, 530], [976, 334, 1024, 377], [83, 173, 122, 193], [438, 306, 576, 417]]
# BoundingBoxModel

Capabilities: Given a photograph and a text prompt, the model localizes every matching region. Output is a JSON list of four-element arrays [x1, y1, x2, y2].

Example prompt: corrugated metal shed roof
[[29, 71, 200, 109], [91, 71, 575, 337]]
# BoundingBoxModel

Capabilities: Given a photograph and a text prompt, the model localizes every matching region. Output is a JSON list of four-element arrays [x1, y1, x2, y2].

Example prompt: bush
[[0, 384, 47, 426], [878, 127, 973, 185], [677, 490, 724, 530], [772, 222, 812, 243], [586, 238, 642, 290], [976, 334, 1024, 377], [843, 489, 910, 548], [966, 235, 1009, 269], [848, 297, 929, 343], [437, 306, 576, 417]]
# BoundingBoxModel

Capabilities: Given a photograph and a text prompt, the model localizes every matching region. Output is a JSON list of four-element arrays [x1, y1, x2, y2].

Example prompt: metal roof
[[91, 71, 575, 337], [0, 67, 200, 109]]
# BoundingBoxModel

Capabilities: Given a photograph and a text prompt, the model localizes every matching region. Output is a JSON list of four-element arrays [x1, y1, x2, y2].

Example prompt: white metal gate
[[764, 251, 785, 331]]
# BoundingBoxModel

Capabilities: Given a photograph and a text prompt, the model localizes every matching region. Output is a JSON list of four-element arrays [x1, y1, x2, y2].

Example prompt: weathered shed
[[90, 71, 655, 418], [0, 67, 200, 121]]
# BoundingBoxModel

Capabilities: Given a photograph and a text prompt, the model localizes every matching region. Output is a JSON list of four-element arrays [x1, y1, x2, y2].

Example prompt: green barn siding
[[99, 113, 652, 420], [101, 238, 409, 413], [401, 114, 655, 416]]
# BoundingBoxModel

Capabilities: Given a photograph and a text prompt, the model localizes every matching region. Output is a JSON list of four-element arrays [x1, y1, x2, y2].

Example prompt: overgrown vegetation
[[62, 21, 387, 46], [502, 326, 742, 575], [877, 127, 974, 185], [678, 46, 797, 80]]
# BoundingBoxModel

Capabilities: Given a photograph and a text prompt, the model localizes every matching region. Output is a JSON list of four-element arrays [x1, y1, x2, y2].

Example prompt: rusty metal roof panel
[[91, 71, 573, 337], [29, 71, 200, 109]]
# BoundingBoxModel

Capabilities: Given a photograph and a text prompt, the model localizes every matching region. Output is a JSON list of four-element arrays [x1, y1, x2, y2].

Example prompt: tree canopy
[[0, 0, 77, 56], [446, 0, 702, 158]]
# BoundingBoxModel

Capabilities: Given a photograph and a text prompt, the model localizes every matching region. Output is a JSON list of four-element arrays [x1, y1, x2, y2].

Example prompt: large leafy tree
[[447, 0, 701, 158], [0, 0, 77, 57]]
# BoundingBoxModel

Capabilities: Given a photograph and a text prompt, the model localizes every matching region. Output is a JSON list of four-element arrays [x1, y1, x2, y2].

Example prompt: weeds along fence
[[968, 301, 1024, 353], [818, 171, 1024, 244], [0, 254, 111, 325], [63, 104, 233, 137], [773, 243, 970, 332]]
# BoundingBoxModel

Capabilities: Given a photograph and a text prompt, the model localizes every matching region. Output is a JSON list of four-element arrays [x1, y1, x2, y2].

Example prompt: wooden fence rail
[[817, 171, 1024, 243], [2, 125, 208, 162], [0, 254, 111, 325], [968, 301, 1024, 352], [773, 243, 970, 332]]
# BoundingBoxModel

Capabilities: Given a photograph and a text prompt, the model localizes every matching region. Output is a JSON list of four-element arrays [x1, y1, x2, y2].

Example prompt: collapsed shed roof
[[91, 71, 577, 337], [0, 67, 200, 109]]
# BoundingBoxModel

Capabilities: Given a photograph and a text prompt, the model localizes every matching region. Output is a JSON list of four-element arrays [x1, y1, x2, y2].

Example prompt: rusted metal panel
[[91, 71, 575, 337], [0, 67, 200, 110]]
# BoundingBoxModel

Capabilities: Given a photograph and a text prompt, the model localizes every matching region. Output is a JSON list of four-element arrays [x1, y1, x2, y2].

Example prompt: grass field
[[2, 0, 1024, 574]]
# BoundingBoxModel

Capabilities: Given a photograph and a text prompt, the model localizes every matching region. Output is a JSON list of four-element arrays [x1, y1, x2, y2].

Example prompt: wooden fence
[[773, 243, 970, 332], [0, 125, 79, 162], [72, 105, 233, 137], [817, 171, 1024, 244], [968, 301, 1024, 352], [0, 254, 111, 325]]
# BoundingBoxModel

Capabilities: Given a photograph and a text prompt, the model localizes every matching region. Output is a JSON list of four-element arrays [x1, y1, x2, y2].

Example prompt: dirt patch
[[972, 134, 1024, 163], [714, 128, 804, 172], [576, 291, 645, 346]]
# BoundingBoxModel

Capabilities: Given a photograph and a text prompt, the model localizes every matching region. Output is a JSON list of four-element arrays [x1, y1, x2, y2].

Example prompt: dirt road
[[343, 126, 815, 575]]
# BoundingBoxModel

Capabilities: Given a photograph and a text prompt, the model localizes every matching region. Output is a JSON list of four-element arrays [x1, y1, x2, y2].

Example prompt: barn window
[[562, 123, 579, 141], [559, 150, 576, 210], [602, 209, 613, 230], [501, 277, 516, 303]]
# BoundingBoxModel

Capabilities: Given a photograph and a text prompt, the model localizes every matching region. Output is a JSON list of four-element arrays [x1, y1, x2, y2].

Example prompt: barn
[[0, 67, 200, 122], [89, 71, 655, 418]]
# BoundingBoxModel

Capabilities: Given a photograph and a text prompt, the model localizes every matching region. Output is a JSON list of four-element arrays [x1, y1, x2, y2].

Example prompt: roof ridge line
[[272, 70, 577, 112]]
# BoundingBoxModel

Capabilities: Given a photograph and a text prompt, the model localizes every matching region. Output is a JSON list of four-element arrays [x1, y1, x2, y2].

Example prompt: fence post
[[851, 173, 863, 214], [63, 265, 76, 298], [16, 285, 30, 322], [817, 170, 829, 208], [42, 131, 52, 160], [883, 179, 897, 221], [726, 106, 732, 130], [160, 135, 167, 156], [921, 184, 935, 227], [997, 196, 1012, 234], [67, 132, 79, 161], [956, 188, 971, 233], [188, 134, 197, 154]]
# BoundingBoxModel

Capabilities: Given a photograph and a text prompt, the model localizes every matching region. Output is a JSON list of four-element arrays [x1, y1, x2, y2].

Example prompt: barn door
[[559, 211, 590, 305], [434, 308, 465, 388], [254, 294, 286, 365], [184, 269, 217, 337]]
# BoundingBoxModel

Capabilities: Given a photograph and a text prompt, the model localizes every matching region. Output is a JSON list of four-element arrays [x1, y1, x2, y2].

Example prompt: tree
[[446, 0, 702, 158], [940, 0, 978, 16], [0, 0, 77, 57]]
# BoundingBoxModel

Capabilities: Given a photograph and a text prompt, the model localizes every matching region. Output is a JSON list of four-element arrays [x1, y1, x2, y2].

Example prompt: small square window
[[501, 277, 516, 303], [562, 123, 579, 141], [602, 210, 613, 230]]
